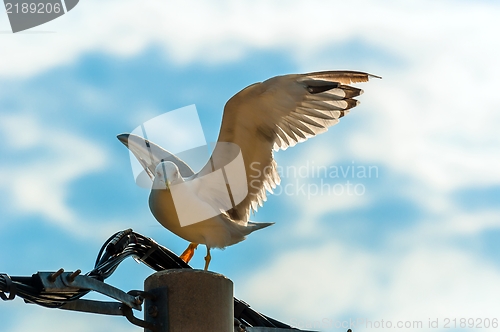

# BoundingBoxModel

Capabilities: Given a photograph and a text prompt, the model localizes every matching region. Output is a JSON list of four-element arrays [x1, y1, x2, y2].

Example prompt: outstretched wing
[[196, 71, 378, 222], [117, 133, 195, 179]]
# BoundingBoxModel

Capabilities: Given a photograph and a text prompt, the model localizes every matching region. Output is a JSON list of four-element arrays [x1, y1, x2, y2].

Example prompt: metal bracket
[[36, 270, 157, 331], [60, 299, 158, 331], [123, 305, 158, 331], [60, 299, 124, 315], [37, 271, 142, 310]]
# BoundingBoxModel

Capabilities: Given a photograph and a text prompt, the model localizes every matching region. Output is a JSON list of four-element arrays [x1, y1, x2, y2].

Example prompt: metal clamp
[[0, 274, 16, 301], [123, 305, 157, 331]]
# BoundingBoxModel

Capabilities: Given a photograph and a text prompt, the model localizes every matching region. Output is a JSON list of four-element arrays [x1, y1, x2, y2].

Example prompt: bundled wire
[[89, 229, 189, 281], [0, 229, 296, 329]]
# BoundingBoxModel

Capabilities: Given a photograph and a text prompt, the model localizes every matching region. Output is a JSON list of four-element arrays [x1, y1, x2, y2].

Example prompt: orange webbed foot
[[179, 242, 198, 264]]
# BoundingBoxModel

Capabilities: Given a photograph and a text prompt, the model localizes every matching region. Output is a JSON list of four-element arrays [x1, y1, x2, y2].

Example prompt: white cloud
[[0, 0, 498, 77], [0, 113, 108, 234]]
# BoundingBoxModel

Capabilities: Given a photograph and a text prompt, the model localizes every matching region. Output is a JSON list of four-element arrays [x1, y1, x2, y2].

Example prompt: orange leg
[[204, 247, 211, 271], [179, 242, 198, 264]]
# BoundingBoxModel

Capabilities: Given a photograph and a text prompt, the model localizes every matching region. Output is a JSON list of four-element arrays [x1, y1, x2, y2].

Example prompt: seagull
[[118, 70, 379, 270]]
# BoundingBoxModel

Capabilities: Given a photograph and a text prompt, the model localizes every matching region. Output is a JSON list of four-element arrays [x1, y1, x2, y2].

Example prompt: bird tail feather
[[247, 221, 275, 232]]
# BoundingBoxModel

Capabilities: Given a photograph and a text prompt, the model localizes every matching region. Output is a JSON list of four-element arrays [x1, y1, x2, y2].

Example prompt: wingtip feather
[[303, 70, 381, 84]]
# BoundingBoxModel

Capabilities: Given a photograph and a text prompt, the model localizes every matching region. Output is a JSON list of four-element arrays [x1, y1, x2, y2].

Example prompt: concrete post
[[144, 269, 234, 332]]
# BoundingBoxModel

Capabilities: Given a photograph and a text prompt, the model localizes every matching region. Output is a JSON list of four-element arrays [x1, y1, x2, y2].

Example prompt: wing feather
[[197, 70, 377, 221]]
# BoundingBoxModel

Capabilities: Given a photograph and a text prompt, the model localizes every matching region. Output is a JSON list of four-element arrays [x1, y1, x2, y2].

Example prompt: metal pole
[[144, 269, 234, 332]]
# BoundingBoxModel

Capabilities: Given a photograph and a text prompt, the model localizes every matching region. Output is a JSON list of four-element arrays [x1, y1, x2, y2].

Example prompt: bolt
[[48, 268, 64, 282], [148, 305, 158, 318], [134, 296, 143, 306], [66, 269, 81, 282]]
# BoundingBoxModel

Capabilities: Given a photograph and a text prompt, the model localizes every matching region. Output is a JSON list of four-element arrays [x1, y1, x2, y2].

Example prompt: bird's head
[[152, 161, 183, 190]]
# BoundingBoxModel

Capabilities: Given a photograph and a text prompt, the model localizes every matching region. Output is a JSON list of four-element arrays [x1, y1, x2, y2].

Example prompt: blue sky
[[1, 1, 500, 331]]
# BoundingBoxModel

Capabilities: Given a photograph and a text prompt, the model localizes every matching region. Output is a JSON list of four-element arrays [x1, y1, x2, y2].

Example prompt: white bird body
[[148, 175, 271, 249], [118, 70, 379, 269]]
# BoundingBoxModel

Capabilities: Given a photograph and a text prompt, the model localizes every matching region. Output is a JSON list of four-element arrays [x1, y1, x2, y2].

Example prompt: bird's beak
[[117, 133, 154, 157], [117, 133, 130, 148], [117, 133, 155, 180]]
